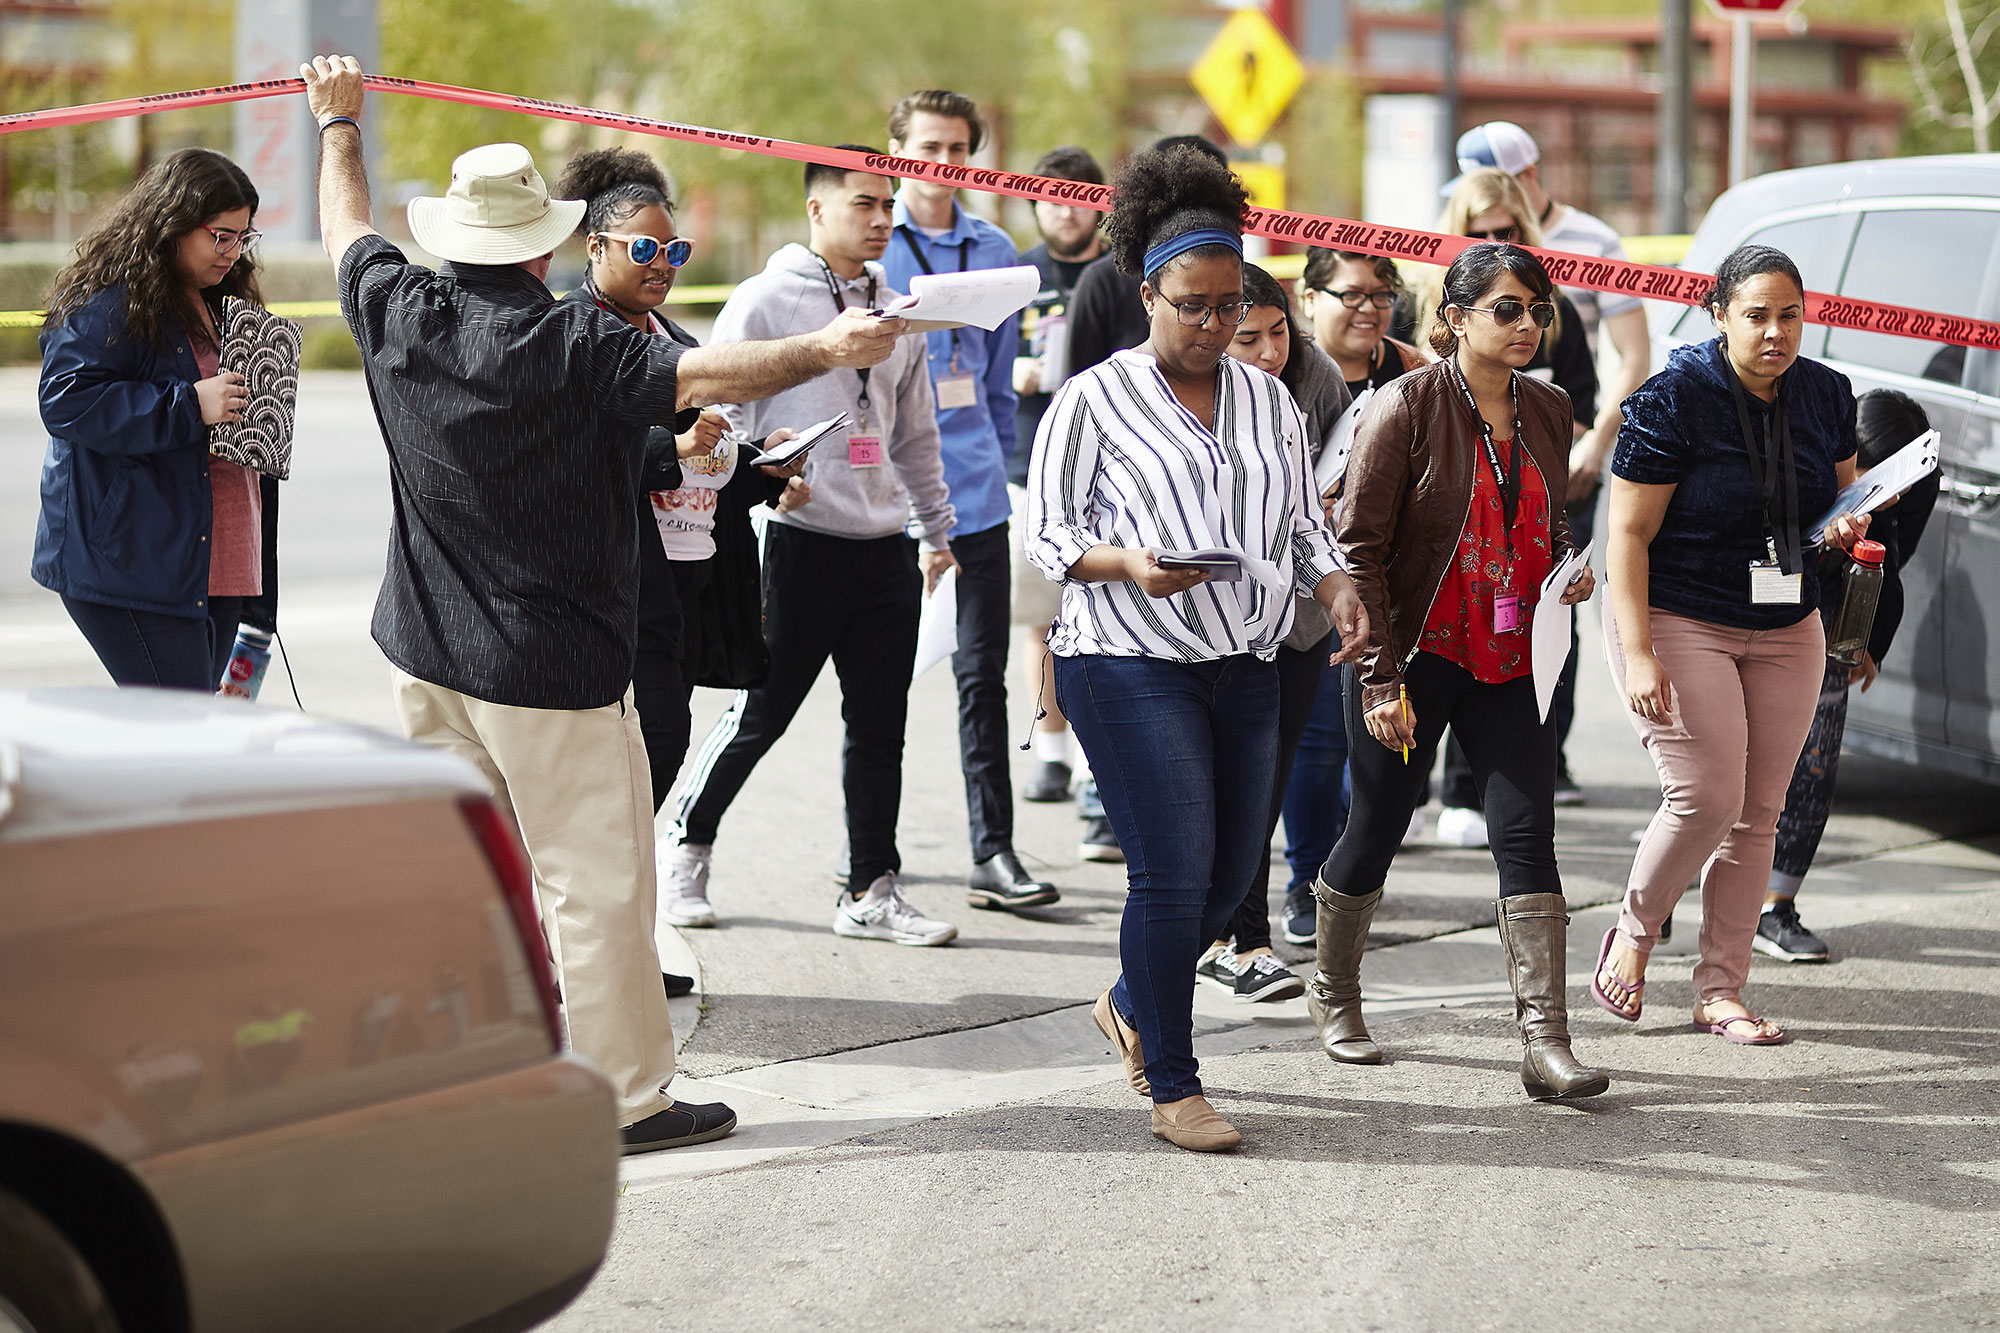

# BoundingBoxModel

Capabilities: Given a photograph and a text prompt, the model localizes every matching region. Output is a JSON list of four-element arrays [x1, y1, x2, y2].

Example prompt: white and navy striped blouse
[[1026, 349, 1344, 663]]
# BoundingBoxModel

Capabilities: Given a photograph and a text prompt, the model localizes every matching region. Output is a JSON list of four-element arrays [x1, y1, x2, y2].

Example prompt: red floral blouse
[[1419, 437, 1554, 683]]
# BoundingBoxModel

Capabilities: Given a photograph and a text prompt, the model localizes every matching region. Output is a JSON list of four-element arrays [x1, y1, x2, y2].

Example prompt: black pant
[[674, 524, 921, 890], [949, 521, 1015, 862], [632, 554, 711, 813], [1225, 634, 1332, 952], [1320, 652, 1560, 901], [64, 594, 243, 692]]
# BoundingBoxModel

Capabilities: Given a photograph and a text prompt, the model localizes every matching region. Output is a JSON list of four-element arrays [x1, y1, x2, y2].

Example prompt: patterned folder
[[208, 297, 302, 479]]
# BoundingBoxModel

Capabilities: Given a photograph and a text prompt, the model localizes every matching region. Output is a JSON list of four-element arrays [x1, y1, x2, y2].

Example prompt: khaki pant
[[392, 667, 675, 1125]]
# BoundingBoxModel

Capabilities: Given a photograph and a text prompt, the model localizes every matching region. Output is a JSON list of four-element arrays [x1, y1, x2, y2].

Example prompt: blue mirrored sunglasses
[[599, 232, 693, 268]]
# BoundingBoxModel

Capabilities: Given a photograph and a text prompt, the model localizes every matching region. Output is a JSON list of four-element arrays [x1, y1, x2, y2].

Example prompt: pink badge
[[1493, 593, 1521, 634], [847, 435, 884, 468]]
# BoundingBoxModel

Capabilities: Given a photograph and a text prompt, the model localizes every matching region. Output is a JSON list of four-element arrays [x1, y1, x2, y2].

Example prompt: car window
[[1826, 208, 2000, 386], [1670, 212, 1855, 352]]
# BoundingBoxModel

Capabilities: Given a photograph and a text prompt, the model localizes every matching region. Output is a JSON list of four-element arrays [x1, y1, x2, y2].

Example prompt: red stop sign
[[1707, 0, 1802, 12]]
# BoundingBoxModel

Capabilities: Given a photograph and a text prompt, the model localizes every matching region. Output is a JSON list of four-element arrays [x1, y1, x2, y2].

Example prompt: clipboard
[[749, 413, 851, 468]]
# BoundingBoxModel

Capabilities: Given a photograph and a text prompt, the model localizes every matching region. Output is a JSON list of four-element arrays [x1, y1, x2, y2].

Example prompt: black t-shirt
[[339, 236, 686, 709], [1064, 255, 1150, 386], [1344, 339, 1415, 401], [1011, 242, 1099, 486]]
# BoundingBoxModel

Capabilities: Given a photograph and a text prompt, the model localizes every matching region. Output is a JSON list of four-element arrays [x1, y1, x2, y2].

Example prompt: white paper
[[1532, 540, 1596, 723], [913, 565, 960, 682], [1316, 387, 1373, 496], [879, 265, 1041, 332], [1808, 430, 1941, 544], [749, 413, 851, 467], [1157, 547, 1287, 594], [1038, 314, 1070, 392]]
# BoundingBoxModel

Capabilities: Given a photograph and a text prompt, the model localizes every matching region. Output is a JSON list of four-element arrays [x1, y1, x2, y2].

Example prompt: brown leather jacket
[[1335, 360, 1576, 711]]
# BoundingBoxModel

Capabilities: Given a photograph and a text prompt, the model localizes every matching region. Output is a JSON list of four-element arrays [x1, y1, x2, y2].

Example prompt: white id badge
[[935, 372, 980, 410], [1749, 561, 1803, 605]]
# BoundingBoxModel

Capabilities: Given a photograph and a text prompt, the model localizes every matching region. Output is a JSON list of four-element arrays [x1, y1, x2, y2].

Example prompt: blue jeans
[[1054, 652, 1279, 1103], [63, 595, 243, 692], [1282, 656, 1352, 895]]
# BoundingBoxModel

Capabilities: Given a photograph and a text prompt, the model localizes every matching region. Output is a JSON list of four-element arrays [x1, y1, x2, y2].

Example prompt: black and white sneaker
[[1079, 816, 1124, 863], [1234, 953, 1305, 1003], [1023, 760, 1073, 803], [620, 1099, 737, 1154], [1282, 885, 1316, 946], [1195, 943, 1239, 991], [1754, 899, 1829, 962]]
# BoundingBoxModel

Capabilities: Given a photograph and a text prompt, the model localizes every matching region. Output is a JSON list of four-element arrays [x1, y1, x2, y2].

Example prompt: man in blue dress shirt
[[884, 88, 1056, 913]]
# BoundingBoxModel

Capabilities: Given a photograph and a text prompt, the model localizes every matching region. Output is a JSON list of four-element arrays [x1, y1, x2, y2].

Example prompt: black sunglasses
[[1466, 225, 1520, 242], [1459, 298, 1557, 329]]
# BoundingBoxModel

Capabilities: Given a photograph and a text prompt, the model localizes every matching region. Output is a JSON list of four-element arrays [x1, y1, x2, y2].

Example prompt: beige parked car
[[0, 688, 617, 1333]]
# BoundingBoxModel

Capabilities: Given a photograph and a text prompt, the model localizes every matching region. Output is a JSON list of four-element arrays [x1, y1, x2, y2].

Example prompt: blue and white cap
[[1439, 121, 1540, 197]]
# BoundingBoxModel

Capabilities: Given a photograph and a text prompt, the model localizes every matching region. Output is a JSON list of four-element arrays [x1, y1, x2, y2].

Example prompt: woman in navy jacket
[[34, 148, 263, 690]]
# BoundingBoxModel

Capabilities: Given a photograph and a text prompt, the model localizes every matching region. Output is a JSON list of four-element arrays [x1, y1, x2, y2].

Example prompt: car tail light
[[459, 795, 565, 1049]]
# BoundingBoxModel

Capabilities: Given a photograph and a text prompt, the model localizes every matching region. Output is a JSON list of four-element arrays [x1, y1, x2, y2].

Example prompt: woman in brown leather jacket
[[1306, 242, 1608, 1101]]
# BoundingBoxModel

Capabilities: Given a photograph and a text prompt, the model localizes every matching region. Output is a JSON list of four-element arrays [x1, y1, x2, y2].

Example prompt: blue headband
[[1143, 227, 1242, 278]]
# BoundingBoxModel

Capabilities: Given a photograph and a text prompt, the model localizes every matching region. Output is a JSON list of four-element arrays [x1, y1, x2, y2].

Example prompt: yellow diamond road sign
[[1190, 9, 1305, 147]]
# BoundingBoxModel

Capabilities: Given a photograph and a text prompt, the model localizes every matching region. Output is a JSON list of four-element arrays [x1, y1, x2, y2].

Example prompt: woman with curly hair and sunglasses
[[1307, 241, 1608, 1104], [1025, 145, 1366, 1152], [34, 147, 267, 691]]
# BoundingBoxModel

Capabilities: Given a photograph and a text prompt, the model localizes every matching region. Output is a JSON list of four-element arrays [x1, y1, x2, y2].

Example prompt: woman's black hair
[[1855, 387, 1932, 470], [1705, 243, 1803, 316], [1427, 241, 1555, 358], [556, 147, 673, 238], [1103, 144, 1248, 285], [1240, 262, 1302, 394], [1301, 247, 1403, 298]]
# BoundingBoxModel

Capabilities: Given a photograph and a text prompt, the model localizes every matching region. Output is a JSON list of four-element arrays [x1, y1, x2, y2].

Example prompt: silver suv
[[1655, 154, 2000, 783]]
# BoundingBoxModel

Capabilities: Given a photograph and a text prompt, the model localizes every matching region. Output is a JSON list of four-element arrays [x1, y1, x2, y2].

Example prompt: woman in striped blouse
[[1025, 146, 1366, 1153]]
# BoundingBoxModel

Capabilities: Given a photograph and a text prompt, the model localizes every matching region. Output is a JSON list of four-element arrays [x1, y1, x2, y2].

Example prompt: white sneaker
[[1436, 805, 1490, 849], [833, 873, 958, 947], [659, 841, 716, 928], [1402, 809, 1427, 847]]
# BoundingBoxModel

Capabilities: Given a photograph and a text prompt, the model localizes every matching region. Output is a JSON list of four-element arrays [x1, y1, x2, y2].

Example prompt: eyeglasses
[[200, 224, 262, 255], [1161, 298, 1254, 328], [1316, 287, 1397, 311], [1459, 298, 1557, 329], [597, 232, 694, 268], [1466, 226, 1520, 243]]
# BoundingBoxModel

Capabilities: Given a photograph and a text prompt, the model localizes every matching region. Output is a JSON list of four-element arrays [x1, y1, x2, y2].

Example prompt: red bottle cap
[[1850, 539, 1886, 567]]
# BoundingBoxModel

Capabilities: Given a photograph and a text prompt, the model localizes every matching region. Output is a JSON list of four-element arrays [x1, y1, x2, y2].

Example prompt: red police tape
[[5, 73, 1997, 351]]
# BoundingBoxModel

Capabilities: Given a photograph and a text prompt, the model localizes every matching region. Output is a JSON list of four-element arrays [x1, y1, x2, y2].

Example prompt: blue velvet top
[[1613, 337, 1856, 630]]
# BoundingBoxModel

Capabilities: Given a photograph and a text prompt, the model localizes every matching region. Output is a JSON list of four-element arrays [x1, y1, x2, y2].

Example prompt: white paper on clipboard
[[913, 566, 960, 682], [1808, 429, 1940, 544], [1316, 387, 1373, 496]]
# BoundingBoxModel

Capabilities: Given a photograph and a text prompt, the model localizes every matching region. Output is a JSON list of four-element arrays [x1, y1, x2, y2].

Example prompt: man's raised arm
[[674, 308, 908, 411], [300, 55, 379, 265]]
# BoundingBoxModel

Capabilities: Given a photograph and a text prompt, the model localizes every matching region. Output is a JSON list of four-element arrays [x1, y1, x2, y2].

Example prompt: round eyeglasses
[[597, 232, 694, 268]]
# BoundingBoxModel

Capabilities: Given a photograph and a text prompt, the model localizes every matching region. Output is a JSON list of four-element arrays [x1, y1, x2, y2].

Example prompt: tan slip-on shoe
[[1150, 1095, 1242, 1152], [1092, 990, 1150, 1096]]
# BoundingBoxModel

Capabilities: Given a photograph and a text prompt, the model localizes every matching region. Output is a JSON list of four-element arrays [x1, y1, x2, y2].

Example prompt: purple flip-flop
[[1696, 1012, 1786, 1045], [1590, 927, 1643, 1022]]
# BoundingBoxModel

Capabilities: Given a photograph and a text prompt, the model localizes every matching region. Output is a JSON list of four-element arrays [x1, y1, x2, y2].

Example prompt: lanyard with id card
[[899, 227, 981, 410], [811, 251, 886, 468], [1722, 343, 1803, 606], [1447, 359, 1528, 634]]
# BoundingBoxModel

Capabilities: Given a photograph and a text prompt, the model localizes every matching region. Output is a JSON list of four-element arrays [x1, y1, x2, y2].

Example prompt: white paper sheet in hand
[[880, 265, 1040, 332], [1808, 429, 1941, 544], [1316, 387, 1373, 496], [1531, 540, 1596, 722], [913, 566, 960, 682]]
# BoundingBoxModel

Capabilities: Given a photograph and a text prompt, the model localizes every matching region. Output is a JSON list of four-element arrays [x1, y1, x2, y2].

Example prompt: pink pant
[[1604, 607, 1824, 1002]]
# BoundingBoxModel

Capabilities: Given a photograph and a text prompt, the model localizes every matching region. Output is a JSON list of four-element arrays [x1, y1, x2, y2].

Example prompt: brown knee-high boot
[[1306, 880, 1383, 1064], [1496, 893, 1610, 1101]]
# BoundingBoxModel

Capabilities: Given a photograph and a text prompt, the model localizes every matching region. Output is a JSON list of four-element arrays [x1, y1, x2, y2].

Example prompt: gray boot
[[1306, 880, 1383, 1065], [1496, 893, 1611, 1101]]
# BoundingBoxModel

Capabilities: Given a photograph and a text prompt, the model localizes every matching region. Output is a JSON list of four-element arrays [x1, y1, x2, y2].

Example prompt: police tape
[[3, 73, 1995, 352]]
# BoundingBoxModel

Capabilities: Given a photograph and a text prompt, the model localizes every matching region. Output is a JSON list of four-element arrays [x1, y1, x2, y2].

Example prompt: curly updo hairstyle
[[1103, 144, 1249, 287], [1426, 241, 1556, 358], [556, 147, 674, 240]]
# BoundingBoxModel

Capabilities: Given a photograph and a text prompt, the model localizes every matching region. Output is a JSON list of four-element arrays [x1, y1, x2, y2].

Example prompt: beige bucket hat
[[407, 142, 585, 265]]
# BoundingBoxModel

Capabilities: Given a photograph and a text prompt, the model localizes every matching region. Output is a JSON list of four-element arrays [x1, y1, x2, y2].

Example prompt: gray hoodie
[[709, 243, 955, 550]]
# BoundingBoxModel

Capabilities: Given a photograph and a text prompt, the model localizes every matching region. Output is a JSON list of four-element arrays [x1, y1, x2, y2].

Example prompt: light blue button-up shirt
[[883, 193, 1020, 539]]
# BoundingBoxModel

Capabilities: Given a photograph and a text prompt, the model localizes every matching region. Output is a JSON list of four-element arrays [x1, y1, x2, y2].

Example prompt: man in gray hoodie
[[662, 149, 962, 947]]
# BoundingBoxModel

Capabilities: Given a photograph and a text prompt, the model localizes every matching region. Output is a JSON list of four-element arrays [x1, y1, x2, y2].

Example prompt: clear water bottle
[[219, 626, 274, 700], [1825, 540, 1886, 668]]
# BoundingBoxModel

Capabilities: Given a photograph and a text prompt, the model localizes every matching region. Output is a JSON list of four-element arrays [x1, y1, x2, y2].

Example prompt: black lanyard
[[898, 225, 971, 369], [811, 250, 876, 424], [1448, 358, 1525, 557], [1720, 342, 1802, 575]]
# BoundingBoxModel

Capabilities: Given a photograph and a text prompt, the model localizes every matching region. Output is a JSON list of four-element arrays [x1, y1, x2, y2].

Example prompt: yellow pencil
[[1398, 684, 1411, 765]]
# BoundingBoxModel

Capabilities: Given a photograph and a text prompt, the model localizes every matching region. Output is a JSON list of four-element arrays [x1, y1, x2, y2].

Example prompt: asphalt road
[[4, 370, 1996, 1331]]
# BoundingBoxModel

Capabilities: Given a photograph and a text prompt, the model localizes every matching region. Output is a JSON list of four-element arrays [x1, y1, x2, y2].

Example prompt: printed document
[[878, 265, 1040, 332]]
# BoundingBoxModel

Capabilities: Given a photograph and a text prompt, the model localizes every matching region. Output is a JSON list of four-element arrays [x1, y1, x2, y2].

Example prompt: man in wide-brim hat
[[303, 54, 911, 1155]]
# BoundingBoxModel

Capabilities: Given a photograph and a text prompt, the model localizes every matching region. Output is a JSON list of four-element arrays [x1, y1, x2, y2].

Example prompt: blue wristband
[[318, 115, 359, 134]]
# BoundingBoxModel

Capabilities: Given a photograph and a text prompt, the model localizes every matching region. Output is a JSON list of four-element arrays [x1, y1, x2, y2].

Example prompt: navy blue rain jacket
[[32, 285, 215, 618]]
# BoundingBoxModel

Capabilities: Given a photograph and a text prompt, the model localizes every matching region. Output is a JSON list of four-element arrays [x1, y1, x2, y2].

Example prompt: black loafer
[[663, 971, 694, 998], [967, 849, 1060, 911], [620, 1099, 737, 1155]]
